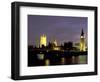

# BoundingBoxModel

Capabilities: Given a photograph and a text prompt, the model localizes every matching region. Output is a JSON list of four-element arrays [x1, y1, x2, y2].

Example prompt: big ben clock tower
[[80, 29, 85, 51]]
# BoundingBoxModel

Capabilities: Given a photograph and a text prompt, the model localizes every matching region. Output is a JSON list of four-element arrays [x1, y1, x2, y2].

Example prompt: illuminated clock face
[[81, 36, 84, 38]]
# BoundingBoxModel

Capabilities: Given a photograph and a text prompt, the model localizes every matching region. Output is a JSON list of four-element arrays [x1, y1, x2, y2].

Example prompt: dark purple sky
[[28, 15, 87, 46]]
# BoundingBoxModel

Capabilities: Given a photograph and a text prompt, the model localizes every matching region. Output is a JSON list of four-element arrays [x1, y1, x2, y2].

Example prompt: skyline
[[28, 15, 87, 46]]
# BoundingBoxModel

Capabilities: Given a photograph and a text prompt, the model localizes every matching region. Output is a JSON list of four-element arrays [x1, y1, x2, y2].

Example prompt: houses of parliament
[[39, 29, 86, 51]]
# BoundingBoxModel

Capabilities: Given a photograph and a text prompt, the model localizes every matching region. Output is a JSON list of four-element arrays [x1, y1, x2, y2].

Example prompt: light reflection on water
[[61, 57, 66, 65], [37, 54, 87, 66], [78, 55, 87, 64]]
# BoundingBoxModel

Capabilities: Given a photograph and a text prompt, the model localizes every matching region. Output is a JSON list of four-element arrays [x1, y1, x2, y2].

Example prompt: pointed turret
[[81, 28, 84, 36]]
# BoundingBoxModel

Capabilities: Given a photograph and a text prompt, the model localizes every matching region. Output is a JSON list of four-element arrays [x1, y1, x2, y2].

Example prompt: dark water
[[28, 53, 87, 66]]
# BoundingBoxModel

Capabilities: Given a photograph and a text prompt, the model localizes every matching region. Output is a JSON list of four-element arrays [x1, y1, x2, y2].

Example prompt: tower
[[40, 34, 47, 47], [53, 40, 57, 46], [80, 29, 85, 51]]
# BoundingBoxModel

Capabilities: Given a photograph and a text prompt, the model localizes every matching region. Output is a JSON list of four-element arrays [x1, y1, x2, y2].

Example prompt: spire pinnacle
[[81, 28, 84, 36]]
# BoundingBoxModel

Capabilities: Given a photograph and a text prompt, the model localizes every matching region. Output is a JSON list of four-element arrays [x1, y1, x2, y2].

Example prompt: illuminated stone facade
[[40, 34, 47, 47], [80, 29, 86, 51]]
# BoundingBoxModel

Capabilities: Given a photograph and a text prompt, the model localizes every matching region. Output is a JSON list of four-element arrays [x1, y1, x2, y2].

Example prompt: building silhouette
[[39, 28, 86, 51], [53, 40, 57, 46]]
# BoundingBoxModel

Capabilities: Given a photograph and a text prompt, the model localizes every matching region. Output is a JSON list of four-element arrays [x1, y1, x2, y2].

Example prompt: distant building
[[53, 40, 60, 50], [80, 29, 86, 51], [48, 40, 60, 50], [74, 43, 80, 51], [53, 40, 57, 46], [40, 34, 47, 47]]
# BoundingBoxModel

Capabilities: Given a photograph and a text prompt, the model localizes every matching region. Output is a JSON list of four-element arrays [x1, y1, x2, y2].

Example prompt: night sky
[[28, 15, 87, 46]]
